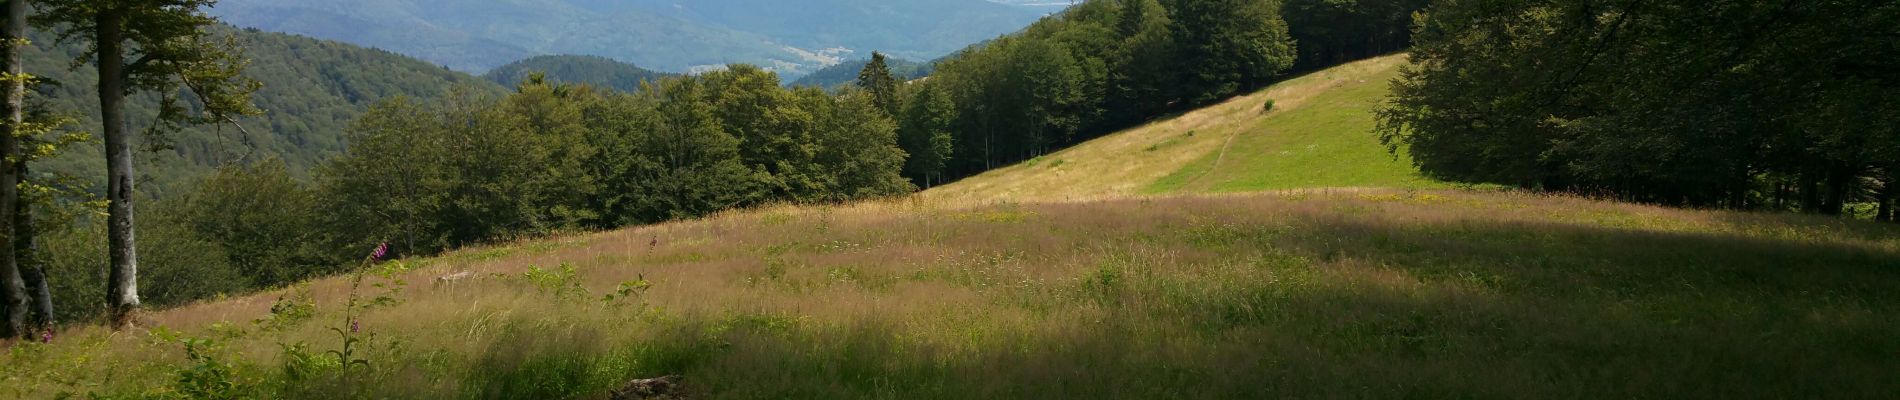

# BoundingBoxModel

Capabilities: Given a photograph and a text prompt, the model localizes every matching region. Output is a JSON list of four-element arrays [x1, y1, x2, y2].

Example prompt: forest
[[3, 0, 1896, 344], [1379, 0, 1899, 218]]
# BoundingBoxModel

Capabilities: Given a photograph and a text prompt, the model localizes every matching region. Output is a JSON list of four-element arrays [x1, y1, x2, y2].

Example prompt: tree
[[810, 88, 914, 200], [37, 0, 259, 327], [899, 83, 956, 187], [1109, 0, 1178, 122], [1282, 0, 1428, 70], [319, 95, 457, 257], [699, 65, 813, 200], [856, 52, 901, 117], [177, 161, 326, 288], [634, 77, 761, 220], [0, 0, 25, 338]]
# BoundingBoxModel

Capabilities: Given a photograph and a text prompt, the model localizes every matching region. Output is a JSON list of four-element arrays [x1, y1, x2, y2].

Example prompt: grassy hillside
[[922, 55, 1440, 203], [8, 52, 1896, 399], [5, 189, 1897, 398]]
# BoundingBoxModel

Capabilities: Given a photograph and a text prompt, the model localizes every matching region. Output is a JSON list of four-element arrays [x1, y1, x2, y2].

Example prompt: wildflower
[[39, 330, 52, 344], [369, 242, 389, 262], [350, 319, 360, 333]]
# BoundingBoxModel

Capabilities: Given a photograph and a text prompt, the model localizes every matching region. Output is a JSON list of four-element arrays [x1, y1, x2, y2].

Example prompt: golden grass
[[6, 189, 1897, 398]]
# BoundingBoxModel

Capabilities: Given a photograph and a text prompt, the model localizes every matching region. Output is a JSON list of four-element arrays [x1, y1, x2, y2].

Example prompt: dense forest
[[1378, 0, 1900, 219]]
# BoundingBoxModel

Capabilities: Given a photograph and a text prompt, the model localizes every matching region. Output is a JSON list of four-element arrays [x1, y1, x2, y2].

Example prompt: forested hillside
[[482, 55, 675, 93], [789, 56, 932, 89], [26, 26, 502, 196]]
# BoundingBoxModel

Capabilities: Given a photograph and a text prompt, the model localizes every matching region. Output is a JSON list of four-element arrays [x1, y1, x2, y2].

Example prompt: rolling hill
[[482, 55, 676, 93], [209, 0, 1054, 77], [7, 53, 1898, 399]]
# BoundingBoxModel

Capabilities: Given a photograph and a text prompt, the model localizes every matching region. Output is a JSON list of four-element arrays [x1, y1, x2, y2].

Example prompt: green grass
[[5, 190, 1898, 398], [923, 55, 1439, 204], [1147, 62, 1445, 193]]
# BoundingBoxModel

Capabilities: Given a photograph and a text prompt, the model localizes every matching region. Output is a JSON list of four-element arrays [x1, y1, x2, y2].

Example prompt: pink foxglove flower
[[369, 242, 389, 262], [39, 330, 51, 344]]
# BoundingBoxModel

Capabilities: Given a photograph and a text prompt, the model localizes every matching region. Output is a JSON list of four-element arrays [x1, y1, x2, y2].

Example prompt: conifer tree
[[856, 52, 901, 117]]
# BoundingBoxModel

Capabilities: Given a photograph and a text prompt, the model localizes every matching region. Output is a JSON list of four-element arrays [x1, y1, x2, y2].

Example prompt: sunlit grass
[[5, 189, 1897, 398], [1146, 57, 1445, 193], [923, 55, 1422, 204]]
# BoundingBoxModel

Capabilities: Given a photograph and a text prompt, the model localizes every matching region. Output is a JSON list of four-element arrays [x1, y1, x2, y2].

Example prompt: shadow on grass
[[392, 211, 1900, 399]]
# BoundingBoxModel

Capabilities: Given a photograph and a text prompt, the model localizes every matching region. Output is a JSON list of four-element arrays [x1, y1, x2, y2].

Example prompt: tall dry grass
[[4, 189, 1898, 398]]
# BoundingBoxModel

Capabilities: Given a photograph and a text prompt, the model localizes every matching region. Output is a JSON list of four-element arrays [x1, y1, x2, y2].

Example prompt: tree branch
[[121, 55, 154, 81]]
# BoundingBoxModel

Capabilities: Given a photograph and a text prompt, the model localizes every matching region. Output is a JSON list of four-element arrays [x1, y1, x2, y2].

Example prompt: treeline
[[1379, 0, 1900, 220], [37, 68, 914, 321]]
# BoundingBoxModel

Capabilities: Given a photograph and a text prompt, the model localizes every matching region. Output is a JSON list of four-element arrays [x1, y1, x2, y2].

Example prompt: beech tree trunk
[[18, 163, 48, 326], [0, 0, 28, 338], [97, 9, 140, 328]]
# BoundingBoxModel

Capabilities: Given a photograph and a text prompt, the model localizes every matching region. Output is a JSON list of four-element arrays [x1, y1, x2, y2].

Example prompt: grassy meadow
[[6, 53, 1896, 400], [4, 189, 1898, 398]]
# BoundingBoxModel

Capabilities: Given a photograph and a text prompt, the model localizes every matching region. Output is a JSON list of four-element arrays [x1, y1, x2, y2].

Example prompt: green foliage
[[254, 286, 315, 332], [174, 161, 331, 288], [1164, 0, 1298, 105], [898, 83, 957, 187], [170, 337, 261, 400], [519, 263, 589, 300], [1281, 0, 1426, 70], [599, 275, 654, 305], [1379, 0, 1900, 216], [855, 52, 902, 117]]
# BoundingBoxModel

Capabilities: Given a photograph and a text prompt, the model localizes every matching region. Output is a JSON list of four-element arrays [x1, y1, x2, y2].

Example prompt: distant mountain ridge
[[210, 0, 1058, 78], [790, 57, 934, 89]]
